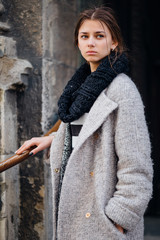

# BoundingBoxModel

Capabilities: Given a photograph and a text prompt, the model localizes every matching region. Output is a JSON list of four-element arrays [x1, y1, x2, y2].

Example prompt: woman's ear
[[111, 41, 118, 51]]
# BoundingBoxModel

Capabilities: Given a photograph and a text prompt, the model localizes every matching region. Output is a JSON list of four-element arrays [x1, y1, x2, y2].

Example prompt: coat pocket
[[104, 214, 127, 240]]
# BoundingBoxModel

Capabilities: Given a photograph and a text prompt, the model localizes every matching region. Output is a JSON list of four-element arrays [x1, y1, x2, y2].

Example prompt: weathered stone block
[[0, 37, 16, 58], [0, 22, 10, 32]]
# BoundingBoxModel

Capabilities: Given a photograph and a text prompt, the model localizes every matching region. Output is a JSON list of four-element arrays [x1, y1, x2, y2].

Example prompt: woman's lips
[[86, 51, 97, 55]]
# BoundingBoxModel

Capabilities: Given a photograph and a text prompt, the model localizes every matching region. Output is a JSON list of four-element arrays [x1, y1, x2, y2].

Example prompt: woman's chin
[[84, 54, 108, 63], [84, 56, 101, 64]]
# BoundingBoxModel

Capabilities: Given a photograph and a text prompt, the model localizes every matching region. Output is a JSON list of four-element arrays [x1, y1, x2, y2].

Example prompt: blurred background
[[0, 0, 159, 239]]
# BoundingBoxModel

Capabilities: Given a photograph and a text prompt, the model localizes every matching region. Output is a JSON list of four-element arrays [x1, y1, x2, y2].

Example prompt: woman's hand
[[15, 136, 54, 156], [115, 223, 124, 234]]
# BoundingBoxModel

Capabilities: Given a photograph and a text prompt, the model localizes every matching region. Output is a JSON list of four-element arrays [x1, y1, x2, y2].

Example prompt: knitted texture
[[58, 52, 129, 123], [57, 123, 72, 204]]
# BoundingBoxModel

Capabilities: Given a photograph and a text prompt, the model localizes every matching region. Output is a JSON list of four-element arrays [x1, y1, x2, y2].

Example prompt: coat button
[[90, 171, 94, 176], [85, 212, 91, 218], [54, 168, 60, 173]]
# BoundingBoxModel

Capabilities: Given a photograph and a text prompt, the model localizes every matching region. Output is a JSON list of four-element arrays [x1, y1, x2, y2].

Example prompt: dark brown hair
[[74, 7, 126, 55]]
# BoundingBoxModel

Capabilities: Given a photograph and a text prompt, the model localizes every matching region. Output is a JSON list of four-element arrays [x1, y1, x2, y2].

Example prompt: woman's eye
[[81, 35, 88, 39], [97, 35, 104, 38]]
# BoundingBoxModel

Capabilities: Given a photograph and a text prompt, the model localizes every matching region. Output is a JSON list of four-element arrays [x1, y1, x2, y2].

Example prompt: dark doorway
[[111, 0, 160, 218], [80, 0, 160, 237]]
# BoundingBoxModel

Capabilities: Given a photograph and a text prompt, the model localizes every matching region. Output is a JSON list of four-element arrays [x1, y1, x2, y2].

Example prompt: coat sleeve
[[105, 77, 153, 231]]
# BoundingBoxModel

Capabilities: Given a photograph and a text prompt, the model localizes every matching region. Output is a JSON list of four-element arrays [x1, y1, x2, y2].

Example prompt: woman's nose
[[88, 37, 95, 47]]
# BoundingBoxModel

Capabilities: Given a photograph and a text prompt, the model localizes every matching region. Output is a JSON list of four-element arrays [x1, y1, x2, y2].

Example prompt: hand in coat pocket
[[115, 223, 124, 234]]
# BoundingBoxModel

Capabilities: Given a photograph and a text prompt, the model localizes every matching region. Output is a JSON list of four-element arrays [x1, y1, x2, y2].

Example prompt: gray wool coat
[[50, 73, 153, 240]]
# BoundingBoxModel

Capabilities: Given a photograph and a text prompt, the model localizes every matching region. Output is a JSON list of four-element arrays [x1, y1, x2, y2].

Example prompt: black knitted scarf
[[58, 52, 129, 123]]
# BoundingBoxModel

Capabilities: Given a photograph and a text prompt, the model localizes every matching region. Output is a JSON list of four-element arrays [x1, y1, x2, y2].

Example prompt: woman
[[16, 7, 153, 240]]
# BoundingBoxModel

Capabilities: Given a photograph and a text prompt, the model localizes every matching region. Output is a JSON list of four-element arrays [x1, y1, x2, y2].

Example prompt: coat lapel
[[73, 90, 118, 153]]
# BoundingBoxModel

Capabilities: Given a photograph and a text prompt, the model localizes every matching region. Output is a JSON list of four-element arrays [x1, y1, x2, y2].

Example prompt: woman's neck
[[89, 61, 101, 72]]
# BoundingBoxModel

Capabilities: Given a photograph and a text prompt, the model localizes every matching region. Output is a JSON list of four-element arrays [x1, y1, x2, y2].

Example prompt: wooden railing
[[0, 119, 61, 173]]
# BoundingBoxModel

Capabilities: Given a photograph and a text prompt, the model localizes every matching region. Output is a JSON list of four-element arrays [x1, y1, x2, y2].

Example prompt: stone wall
[[0, 0, 81, 239], [0, 0, 43, 239]]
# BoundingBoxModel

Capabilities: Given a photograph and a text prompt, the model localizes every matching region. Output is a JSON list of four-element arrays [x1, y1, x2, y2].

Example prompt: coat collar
[[72, 90, 118, 153]]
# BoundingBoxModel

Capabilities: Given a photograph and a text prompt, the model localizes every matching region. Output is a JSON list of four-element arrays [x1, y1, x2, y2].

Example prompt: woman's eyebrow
[[79, 31, 106, 34], [95, 31, 105, 33], [79, 32, 88, 34]]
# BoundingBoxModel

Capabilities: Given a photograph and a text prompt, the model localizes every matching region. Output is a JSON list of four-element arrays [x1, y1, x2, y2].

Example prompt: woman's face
[[78, 20, 117, 71]]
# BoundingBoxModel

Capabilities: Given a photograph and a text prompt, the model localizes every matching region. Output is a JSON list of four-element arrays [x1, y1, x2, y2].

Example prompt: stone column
[[42, 1, 79, 239], [0, 36, 32, 240]]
